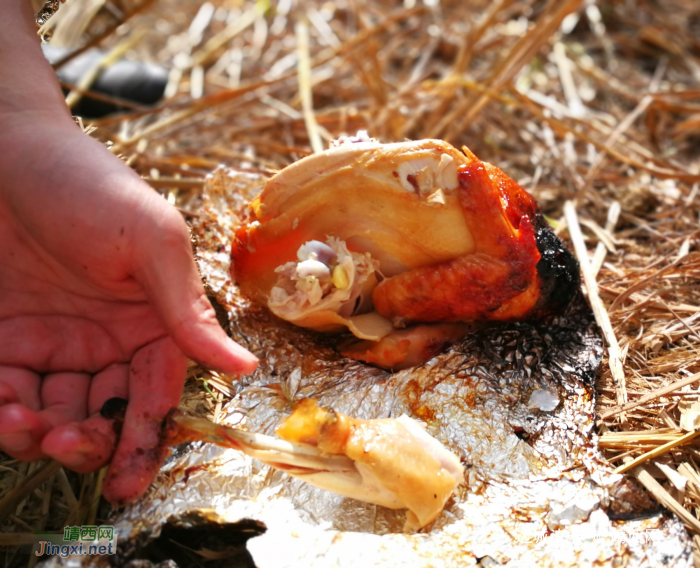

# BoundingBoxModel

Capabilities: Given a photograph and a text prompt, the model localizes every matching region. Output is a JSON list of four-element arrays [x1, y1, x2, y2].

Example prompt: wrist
[[0, 0, 71, 119]]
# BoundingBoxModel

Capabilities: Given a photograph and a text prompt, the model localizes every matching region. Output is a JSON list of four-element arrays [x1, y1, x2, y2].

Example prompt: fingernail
[[43, 426, 96, 468], [53, 450, 89, 469], [225, 339, 259, 372], [59, 425, 96, 453], [0, 430, 33, 453]]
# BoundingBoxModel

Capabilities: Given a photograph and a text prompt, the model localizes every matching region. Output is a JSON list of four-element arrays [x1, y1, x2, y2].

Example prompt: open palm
[[0, 115, 257, 505]]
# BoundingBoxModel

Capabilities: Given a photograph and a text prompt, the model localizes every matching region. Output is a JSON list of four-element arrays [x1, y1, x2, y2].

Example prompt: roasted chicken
[[164, 400, 463, 531], [231, 138, 578, 369]]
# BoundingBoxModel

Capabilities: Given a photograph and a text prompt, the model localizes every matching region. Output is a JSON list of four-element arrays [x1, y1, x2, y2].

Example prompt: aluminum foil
[[110, 168, 691, 567]]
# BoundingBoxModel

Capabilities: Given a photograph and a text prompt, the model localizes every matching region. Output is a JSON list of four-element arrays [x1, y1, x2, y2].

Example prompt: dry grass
[[2, 0, 700, 564]]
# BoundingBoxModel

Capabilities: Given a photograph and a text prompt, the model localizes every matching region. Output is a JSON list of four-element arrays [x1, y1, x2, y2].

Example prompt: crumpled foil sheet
[[110, 168, 691, 567]]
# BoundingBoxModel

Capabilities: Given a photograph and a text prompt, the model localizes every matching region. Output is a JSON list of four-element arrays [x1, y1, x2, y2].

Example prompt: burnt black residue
[[100, 397, 129, 421], [461, 291, 602, 397], [100, 397, 129, 438], [113, 511, 266, 568], [532, 213, 580, 318], [608, 508, 665, 522]]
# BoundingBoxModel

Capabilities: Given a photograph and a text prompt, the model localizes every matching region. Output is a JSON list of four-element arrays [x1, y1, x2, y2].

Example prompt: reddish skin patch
[[372, 160, 542, 324], [482, 162, 539, 231], [231, 224, 312, 304]]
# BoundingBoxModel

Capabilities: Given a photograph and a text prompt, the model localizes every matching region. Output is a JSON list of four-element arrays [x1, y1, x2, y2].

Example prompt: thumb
[[132, 195, 258, 376]]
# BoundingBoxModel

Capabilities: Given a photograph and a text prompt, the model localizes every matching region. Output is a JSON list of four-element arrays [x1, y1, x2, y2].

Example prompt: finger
[[0, 372, 91, 460], [102, 336, 187, 505], [42, 364, 127, 472], [0, 403, 48, 460], [0, 365, 41, 409], [40, 372, 91, 424], [42, 414, 117, 473], [132, 200, 258, 375], [0, 382, 19, 407]]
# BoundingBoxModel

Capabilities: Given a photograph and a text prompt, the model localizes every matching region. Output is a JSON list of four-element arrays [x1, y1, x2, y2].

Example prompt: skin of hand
[[0, 0, 258, 504]]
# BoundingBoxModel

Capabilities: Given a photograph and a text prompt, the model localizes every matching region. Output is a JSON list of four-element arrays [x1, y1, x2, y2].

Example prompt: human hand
[[0, 113, 258, 504], [0, 1, 257, 505]]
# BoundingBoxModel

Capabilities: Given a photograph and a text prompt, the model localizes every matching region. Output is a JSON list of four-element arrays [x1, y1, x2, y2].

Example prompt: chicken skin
[[231, 138, 578, 369]]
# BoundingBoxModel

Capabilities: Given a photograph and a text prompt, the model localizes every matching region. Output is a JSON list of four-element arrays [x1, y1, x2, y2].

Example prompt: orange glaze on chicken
[[231, 139, 579, 369], [372, 158, 543, 324]]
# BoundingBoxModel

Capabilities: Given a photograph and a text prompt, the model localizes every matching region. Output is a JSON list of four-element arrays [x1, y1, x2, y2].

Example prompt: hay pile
[[1, 0, 699, 565]]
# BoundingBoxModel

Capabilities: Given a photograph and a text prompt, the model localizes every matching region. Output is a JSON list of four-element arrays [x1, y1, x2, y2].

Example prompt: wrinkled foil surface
[[112, 168, 692, 567]]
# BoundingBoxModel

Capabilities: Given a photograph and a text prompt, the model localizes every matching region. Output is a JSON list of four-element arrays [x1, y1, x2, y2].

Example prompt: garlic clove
[[296, 259, 331, 279]]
